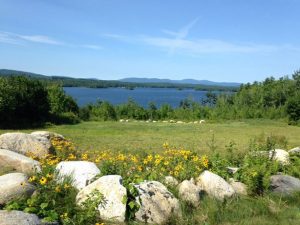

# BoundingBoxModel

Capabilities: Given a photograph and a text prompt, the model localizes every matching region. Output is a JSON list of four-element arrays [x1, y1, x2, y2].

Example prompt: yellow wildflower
[[81, 153, 88, 160], [39, 177, 47, 185], [46, 173, 53, 179], [164, 161, 169, 166], [201, 155, 209, 168], [29, 176, 36, 182], [64, 184, 71, 189], [55, 186, 61, 193]]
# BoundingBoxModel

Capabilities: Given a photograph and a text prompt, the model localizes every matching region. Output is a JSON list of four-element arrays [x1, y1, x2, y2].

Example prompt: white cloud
[[101, 18, 299, 55], [0, 31, 63, 45], [0, 32, 24, 45], [0, 31, 102, 50], [141, 36, 278, 54], [19, 35, 63, 45]]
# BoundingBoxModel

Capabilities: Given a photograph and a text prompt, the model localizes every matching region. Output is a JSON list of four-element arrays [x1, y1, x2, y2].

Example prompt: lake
[[64, 87, 215, 108]]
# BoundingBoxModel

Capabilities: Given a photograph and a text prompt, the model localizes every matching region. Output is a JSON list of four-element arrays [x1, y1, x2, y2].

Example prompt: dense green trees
[[0, 76, 50, 128], [0, 76, 79, 128], [212, 71, 300, 123]]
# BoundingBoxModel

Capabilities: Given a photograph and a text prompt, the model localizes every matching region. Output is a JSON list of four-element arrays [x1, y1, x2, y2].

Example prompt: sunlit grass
[[1, 119, 299, 156]]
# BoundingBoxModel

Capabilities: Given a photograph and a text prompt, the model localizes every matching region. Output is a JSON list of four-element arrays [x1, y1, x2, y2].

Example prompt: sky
[[0, 0, 299, 83]]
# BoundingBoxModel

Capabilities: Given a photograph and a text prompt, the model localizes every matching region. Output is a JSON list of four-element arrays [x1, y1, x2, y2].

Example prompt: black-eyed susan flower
[[39, 177, 47, 185]]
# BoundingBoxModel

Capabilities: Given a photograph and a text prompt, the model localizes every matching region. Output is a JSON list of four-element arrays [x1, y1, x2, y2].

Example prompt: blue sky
[[0, 0, 299, 83]]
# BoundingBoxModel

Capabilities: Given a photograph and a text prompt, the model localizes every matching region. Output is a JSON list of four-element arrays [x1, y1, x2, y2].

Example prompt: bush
[[286, 95, 300, 124], [90, 101, 117, 121], [47, 85, 80, 124]]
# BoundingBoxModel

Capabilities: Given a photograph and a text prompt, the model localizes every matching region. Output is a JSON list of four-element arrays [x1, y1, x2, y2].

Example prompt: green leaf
[[24, 207, 37, 213], [5, 202, 20, 210], [122, 195, 128, 204], [40, 202, 48, 209], [128, 201, 136, 209]]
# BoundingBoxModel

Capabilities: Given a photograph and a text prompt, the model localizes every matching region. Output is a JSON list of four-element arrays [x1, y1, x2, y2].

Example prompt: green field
[[2, 120, 300, 225], [2, 119, 298, 155]]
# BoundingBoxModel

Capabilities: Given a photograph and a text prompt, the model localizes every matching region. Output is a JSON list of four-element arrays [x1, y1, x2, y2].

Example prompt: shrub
[[47, 84, 80, 124]]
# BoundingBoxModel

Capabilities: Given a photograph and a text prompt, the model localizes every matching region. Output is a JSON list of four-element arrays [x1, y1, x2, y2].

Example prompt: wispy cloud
[[102, 18, 299, 55], [0, 31, 102, 50], [0, 32, 25, 45], [19, 35, 63, 45], [0, 31, 63, 45], [141, 37, 278, 54], [81, 44, 102, 50], [162, 17, 199, 54]]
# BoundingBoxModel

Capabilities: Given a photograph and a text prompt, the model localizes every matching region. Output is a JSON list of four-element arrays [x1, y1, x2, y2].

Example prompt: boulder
[[0, 173, 35, 205], [0, 149, 41, 175], [164, 176, 179, 187], [196, 170, 235, 200], [0, 210, 41, 225], [30, 131, 64, 140], [178, 179, 202, 207], [0, 210, 58, 225], [134, 181, 181, 224], [270, 175, 300, 195], [76, 175, 126, 222], [269, 149, 290, 165], [0, 133, 52, 158], [56, 161, 100, 190], [288, 147, 300, 155], [228, 178, 247, 195]]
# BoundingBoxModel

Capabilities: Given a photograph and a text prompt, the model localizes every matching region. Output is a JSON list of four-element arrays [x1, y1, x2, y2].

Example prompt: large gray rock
[[0, 173, 35, 205], [0, 210, 41, 225], [229, 178, 247, 195], [196, 170, 235, 200], [288, 147, 300, 155], [0, 133, 52, 158], [269, 149, 290, 165], [0, 210, 58, 225], [0, 149, 41, 175], [56, 161, 100, 190], [30, 131, 64, 141], [134, 181, 181, 224], [178, 178, 202, 207], [76, 175, 126, 222], [270, 175, 300, 195]]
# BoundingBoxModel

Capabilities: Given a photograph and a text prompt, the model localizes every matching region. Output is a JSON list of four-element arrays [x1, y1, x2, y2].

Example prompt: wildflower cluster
[[51, 137, 78, 160], [93, 146, 211, 183]]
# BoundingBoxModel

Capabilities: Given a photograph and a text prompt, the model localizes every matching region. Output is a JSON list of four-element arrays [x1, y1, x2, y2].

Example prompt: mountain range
[[0, 69, 241, 89], [120, 78, 241, 87]]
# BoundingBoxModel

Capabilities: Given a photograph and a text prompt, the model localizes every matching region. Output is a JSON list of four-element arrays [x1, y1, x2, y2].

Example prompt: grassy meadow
[[2, 119, 299, 155], [1, 119, 300, 225]]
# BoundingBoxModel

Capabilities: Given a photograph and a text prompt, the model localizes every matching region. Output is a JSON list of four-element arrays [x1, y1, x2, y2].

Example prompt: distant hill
[[120, 77, 241, 87], [0, 69, 240, 91], [0, 69, 48, 79]]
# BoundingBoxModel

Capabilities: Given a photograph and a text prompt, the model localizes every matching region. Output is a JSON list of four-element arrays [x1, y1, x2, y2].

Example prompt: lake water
[[64, 87, 212, 108]]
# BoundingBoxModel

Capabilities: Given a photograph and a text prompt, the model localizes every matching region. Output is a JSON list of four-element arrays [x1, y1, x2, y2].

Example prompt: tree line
[[0, 71, 299, 128]]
